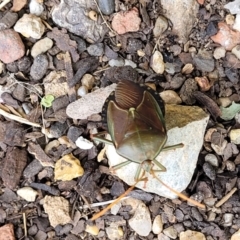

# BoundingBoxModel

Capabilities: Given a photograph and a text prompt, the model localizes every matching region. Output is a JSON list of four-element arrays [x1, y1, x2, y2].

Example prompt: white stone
[[29, 0, 44, 16], [109, 58, 124, 67], [66, 84, 117, 119], [230, 129, 240, 144], [224, 0, 240, 15], [211, 140, 228, 155], [213, 47, 226, 59], [85, 225, 99, 236], [124, 59, 137, 68], [17, 187, 38, 202], [160, 90, 182, 104], [128, 201, 152, 237], [111, 202, 121, 215], [205, 154, 218, 167], [233, 14, 240, 32], [106, 105, 209, 199], [218, 97, 232, 108], [77, 85, 88, 97], [75, 136, 93, 150], [152, 215, 163, 234], [231, 229, 240, 240], [14, 14, 45, 39], [151, 51, 165, 74], [31, 37, 53, 58], [232, 44, 240, 60]]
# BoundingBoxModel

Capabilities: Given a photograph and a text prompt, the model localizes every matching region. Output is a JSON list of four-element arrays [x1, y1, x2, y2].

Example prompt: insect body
[[94, 80, 182, 180]]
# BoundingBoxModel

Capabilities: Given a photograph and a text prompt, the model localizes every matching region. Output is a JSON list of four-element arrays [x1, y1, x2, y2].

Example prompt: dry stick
[[91, 178, 147, 221], [93, 0, 115, 34], [23, 212, 27, 237], [0, 108, 41, 127], [152, 172, 206, 209], [0, 0, 11, 10], [215, 187, 237, 208]]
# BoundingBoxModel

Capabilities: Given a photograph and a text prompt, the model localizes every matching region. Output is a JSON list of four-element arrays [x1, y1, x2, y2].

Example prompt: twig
[[215, 187, 237, 208], [23, 212, 27, 237], [79, 197, 129, 210], [93, 0, 116, 34], [0, 0, 11, 10], [0, 108, 41, 127]]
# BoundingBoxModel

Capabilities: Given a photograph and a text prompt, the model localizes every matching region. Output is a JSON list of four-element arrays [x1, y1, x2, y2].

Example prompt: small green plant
[[41, 95, 54, 108]]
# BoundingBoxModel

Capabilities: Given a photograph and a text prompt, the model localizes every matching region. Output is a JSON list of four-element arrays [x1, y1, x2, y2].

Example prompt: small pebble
[[232, 45, 240, 60], [0, 12, 18, 30], [169, 45, 182, 56], [218, 97, 231, 107], [160, 90, 182, 104], [230, 129, 240, 144], [0, 29, 25, 64], [77, 85, 88, 97], [213, 46, 226, 59], [30, 54, 48, 81], [193, 50, 215, 72], [112, 7, 141, 34], [75, 136, 93, 150], [31, 37, 53, 58], [151, 51, 164, 74], [211, 139, 228, 155], [128, 202, 152, 237], [106, 224, 123, 240], [195, 76, 211, 91], [152, 215, 163, 235], [205, 154, 218, 167], [182, 63, 194, 74], [109, 58, 124, 67], [223, 213, 233, 227], [14, 14, 45, 39], [111, 202, 121, 215], [153, 15, 168, 38], [85, 225, 99, 236], [29, 0, 44, 16], [163, 226, 178, 239], [179, 230, 206, 240], [203, 162, 216, 180], [206, 21, 218, 37], [81, 74, 95, 90], [17, 187, 38, 202], [87, 43, 104, 56], [124, 59, 137, 68], [98, 0, 115, 15], [226, 14, 235, 25]]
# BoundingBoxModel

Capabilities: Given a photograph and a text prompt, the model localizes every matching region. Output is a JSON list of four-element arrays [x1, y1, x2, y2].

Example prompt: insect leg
[[162, 143, 184, 151], [91, 131, 114, 145], [152, 159, 167, 172]]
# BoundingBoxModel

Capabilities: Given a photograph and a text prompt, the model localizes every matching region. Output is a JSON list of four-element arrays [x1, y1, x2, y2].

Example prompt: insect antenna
[[150, 170, 205, 209]]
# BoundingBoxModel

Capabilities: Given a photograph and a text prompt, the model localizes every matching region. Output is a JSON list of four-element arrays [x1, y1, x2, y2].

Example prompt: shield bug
[[91, 80, 205, 220]]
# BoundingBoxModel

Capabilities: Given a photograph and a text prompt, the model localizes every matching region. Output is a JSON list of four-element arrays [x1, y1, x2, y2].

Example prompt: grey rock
[[193, 51, 215, 72], [52, 0, 107, 42], [106, 105, 209, 199], [0, 12, 18, 30], [23, 159, 43, 178], [87, 43, 104, 56], [203, 162, 216, 180], [30, 54, 48, 81], [67, 126, 84, 142], [99, 0, 115, 15], [161, 0, 199, 43]]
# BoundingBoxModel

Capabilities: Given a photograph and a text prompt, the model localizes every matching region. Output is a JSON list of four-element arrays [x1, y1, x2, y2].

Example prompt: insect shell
[[101, 80, 168, 166]]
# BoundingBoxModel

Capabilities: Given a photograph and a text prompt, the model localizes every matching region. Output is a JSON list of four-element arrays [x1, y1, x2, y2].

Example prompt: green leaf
[[220, 102, 240, 120], [41, 95, 54, 108]]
